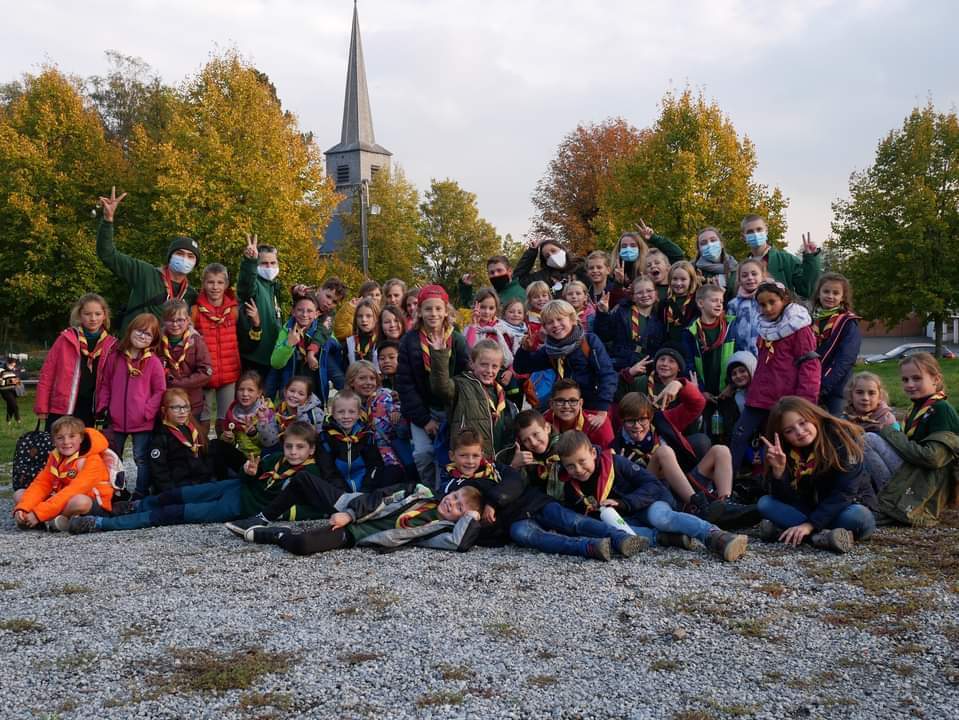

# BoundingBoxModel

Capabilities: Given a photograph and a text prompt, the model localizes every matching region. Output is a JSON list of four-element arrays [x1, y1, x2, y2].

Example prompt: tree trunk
[[933, 313, 944, 358]]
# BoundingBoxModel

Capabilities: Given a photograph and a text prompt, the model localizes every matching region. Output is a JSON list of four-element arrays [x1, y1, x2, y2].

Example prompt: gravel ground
[[1, 476, 957, 720]]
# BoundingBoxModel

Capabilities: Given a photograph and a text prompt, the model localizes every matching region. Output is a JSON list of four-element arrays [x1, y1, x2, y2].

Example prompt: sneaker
[[706, 500, 761, 529], [110, 500, 136, 516], [758, 519, 781, 543], [51, 515, 71, 533], [706, 530, 748, 562], [614, 533, 649, 558], [68, 516, 101, 535], [249, 526, 290, 545], [585, 538, 612, 561], [685, 492, 710, 518], [810, 528, 854, 554], [656, 532, 694, 550], [224, 514, 270, 537]]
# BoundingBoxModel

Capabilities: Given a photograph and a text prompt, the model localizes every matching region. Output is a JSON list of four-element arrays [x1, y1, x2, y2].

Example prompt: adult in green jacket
[[96, 188, 199, 333], [741, 214, 822, 299], [236, 234, 284, 379], [458, 254, 527, 308]]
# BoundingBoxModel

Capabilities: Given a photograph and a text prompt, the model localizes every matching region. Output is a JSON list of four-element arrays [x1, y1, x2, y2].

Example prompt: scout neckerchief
[[326, 423, 368, 446], [480, 379, 506, 423], [285, 319, 317, 360], [226, 399, 261, 437], [77, 328, 109, 372], [566, 449, 615, 514], [259, 458, 314, 489], [622, 428, 659, 467], [788, 447, 817, 486], [646, 373, 664, 399], [759, 336, 776, 362], [813, 306, 844, 341], [697, 316, 728, 354], [161, 329, 194, 375], [419, 326, 453, 373], [352, 330, 378, 362], [197, 302, 232, 325], [274, 401, 298, 434], [664, 292, 692, 328], [48, 448, 81, 490], [163, 419, 201, 456], [530, 448, 560, 482], [904, 392, 947, 438], [125, 349, 153, 377], [630, 305, 648, 344], [396, 500, 439, 529], [160, 266, 189, 303], [445, 458, 497, 485]]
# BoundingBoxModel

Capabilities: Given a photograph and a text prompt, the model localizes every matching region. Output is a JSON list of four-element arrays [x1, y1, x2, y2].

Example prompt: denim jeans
[[757, 495, 876, 540], [106, 430, 153, 496], [730, 406, 770, 471], [510, 501, 656, 557], [863, 432, 903, 493], [99, 479, 244, 531], [627, 500, 715, 544]]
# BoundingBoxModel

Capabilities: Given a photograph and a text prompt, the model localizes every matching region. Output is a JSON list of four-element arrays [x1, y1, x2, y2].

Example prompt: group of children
[[11, 208, 959, 564]]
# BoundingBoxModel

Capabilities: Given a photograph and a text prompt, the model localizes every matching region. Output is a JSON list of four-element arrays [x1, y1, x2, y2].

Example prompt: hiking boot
[[685, 492, 710, 518], [585, 538, 612, 561], [68, 516, 101, 535], [46, 515, 69, 532], [249, 526, 291, 545], [110, 500, 136, 516], [613, 533, 649, 558], [706, 529, 748, 562], [656, 532, 695, 550], [810, 528, 854, 554], [225, 513, 270, 537], [705, 499, 761, 529], [758, 519, 781, 543]]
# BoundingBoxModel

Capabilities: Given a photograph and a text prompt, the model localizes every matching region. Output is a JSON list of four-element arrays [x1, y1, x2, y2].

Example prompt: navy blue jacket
[[396, 329, 469, 427], [593, 299, 665, 371], [816, 313, 861, 401], [560, 451, 676, 515], [513, 332, 617, 412]]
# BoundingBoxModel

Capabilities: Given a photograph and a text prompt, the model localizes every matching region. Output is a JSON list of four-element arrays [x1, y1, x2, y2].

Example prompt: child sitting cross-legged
[[555, 430, 749, 561], [14, 416, 117, 531], [257, 375, 324, 454]]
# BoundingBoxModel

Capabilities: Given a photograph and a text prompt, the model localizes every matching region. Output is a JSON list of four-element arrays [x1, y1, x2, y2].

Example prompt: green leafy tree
[[596, 88, 788, 256], [831, 103, 959, 356], [417, 179, 501, 290]]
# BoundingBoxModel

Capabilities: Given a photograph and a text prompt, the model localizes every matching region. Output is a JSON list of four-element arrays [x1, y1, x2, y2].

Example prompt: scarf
[[48, 448, 81, 490], [160, 266, 190, 303], [285, 318, 319, 359], [326, 423, 369, 446], [813, 306, 844, 342], [694, 255, 738, 289], [788, 447, 817, 486], [663, 292, 694, 328], [77, 328, 109, 372], [526, 312, 542, 327], [480, 379, 506, 423], [163, 420, 201, 456], [566, 449, 615, 514], [630, 305, 647, 344], [197, 302, 233, 325], [226, 399, 261, 437], [125, 349, 153, 377], [445, 458, 497, 485], [352, 331, 378, 361], [259, 459, 315, 489], [904, 392, 947, 438], [396, 500, 438, 529], [697, 316, 728, 354], [419, 326, 453, 373], [161, 329, 194, 375], [273, 402, 299, 434], [757, 303, 811, 342], [620, 428, 658, 467], [548, 409, 586, 434], [544, 325, 585, 377]]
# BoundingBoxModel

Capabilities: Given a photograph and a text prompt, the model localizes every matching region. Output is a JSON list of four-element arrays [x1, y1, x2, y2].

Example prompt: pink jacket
[[96, 347, 167, 433], [746, 304, 821, 409], [35, 328, 117, 416]]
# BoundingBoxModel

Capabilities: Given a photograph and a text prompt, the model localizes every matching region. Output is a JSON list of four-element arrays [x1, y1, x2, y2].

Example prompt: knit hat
[[167, 236, 200, 264], [725, 350, 757, 382], [418, 284, 449, 305], [653, 344, 686, 374]]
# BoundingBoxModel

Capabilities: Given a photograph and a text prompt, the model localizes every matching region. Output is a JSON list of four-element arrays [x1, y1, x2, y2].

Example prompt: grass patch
[[0, 580, 22, 591], [892, 662, 917, 677], [753, 582, 786, 598], [57, 583, 91, 596], [706, 699, 757, 717], [650, 658, 680, 672], [672, 712, 716, 720], [56, 651, 97, 671], [334, 606, 361, 617], [895, 643, 927, 656], [338, 651, 382, 665], [0, 388, 38, 464], [416, 690, 465, 708], [484, 621, 523, 639], [58, 698, 78, 713], [527, 674, 557, 687], [437, 663, 474, 681], [238, 691, 293, 711], [731, 617, 771, 639], [151, 647, 292, 694], [821, 594, 932, 636], [0, 618, 43, 633]]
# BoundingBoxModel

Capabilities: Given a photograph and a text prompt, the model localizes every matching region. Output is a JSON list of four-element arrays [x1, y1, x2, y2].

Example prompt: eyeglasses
[[622, 417, 651, 426], [166, 317, 189, 325], [132, 330, 153, 338], [167, 405, 191, 412], [551, 397, 581, 407]]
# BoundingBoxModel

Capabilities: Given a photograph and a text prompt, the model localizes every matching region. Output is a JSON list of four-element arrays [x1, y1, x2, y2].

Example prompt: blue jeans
[[510, 501, 656, 557], [757, 495, 875, 540], [627, 500, 715, 544], [730, 406, 769, 471], [99, 479, 244, 531], [106, 430, 153, 496]]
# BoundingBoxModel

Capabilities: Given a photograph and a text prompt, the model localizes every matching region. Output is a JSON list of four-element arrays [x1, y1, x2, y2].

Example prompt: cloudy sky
[[4, 0, 956, 252]]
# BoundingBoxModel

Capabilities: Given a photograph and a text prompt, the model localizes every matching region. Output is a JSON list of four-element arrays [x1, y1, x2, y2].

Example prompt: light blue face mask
[[700, 241, 722, 262], [619, 246, 640, 263], [168, 254, 196, 274], [746, 231, 767, 248]]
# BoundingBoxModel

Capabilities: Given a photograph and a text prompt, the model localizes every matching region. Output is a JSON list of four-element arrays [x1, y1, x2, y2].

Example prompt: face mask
[[490, 274, 511, 292], [546, 250, 567, 270], [746, 232, 767, 249], [257, 266, 280, 282], [700, 241, 722, 262], [168, 255, 196, 275], [619, 246, 639, 263]]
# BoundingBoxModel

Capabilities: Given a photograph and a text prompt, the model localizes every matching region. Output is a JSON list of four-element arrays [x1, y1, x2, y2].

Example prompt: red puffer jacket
[[191, 290, 241, 389], [35, 328, 117, 416]]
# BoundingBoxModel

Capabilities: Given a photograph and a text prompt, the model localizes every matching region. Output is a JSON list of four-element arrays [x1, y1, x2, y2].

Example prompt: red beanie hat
[[418, 284, 449, 304]]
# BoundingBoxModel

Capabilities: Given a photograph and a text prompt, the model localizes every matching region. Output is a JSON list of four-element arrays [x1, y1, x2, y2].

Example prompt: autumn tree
[[596, 88, 788, 257], [417, 179, 501, 290], [531, 117, 644, 256], [831, 103, 959, 356], [0, 68, 124, 336]]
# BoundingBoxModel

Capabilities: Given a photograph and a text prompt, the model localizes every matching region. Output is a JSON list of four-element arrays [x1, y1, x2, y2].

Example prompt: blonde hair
[[540, 299, 578, 323], [345, 359, 380, 388], [69, 294, 111, 332], [562, 280, 589, 303], [668, 260, 702, 295], [51, 415, 85, 436], [900, 352, 945, 393], [843, 371, 889, 416], [585, 250, 611, 269], [525, 281, 551, 303]]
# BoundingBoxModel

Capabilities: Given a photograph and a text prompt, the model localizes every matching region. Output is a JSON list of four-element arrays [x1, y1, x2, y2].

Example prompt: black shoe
[[705, 499, 761, 529], [585, 538, 612, 561], [656, 532, 694, 550], [613, 533, 649, 558], [68, 516, 101, 535], [685, 492, 710, 518], [225, 513, 270, 537], [249, 526, 290, 545], [706, 529, 748, 562], [758, 519, 781, 543], [810, 528, 854, 554]]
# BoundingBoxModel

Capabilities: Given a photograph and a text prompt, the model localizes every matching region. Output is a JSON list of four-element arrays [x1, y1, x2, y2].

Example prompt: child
[[726, 259, 767, 357], [191, 264, 241, 431], [514, 299, 617, 427], [98, 313, 166, 497], [376, 340, 401, 391], [693, 227, 738, 291], [220, 370, 271, 457], [584, 250, 615, 306], [645, 249, 672, 301], [257, 376, 324, 452], [812, 272, 861, 415], [555, 430, 748, 561], [544, 379, 614, 449], [656, 260, 701, 343], [1, 356, 22, 425], [758, 396, 876, 553], [344, 298, 380, 367], [632, 345, 689, 411], [511, 409, 562, 496], [70, 420, 325, 534], [402, 289, 419, 331], [14, 416, 115, 530], [496, 298, 528, 408], [843, 371, 898, 432], [378, 304, 407, 343], [563, 280, 595, 332], [524, 281, 552, 351], [729, 281, 820, 473], [382, 278, 407, 309], [347, 360, 410, 470], [270, 292, 343, 408], [594, 275, 659, 374], [718, 351, 758, 445], [869, 353, 959, 526], [396, 285, 469, 485], [35, 294, 117, 431], [430, 338, 517, 465], [159, 300, 213, 420], [609, 232, 648, 301], [463, 289, 514, 366]]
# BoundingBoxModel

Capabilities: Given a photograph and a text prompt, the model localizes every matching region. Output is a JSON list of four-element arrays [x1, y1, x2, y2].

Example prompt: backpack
[[11, 422, 54, 491]]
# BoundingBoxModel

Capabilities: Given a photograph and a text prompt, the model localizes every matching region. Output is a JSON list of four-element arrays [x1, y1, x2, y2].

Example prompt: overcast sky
[[5, 0, 957, 252]]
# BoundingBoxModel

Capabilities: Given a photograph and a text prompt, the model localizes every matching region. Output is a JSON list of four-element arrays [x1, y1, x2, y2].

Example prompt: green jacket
[[751, 246, 822, 299], [877, 427, 959, 528], [236, 256, 283, 366], [96, 221, 197, 332], [239, 453, 326, 519], [648, 233, 686, 264], [458, 278, 526, 309]]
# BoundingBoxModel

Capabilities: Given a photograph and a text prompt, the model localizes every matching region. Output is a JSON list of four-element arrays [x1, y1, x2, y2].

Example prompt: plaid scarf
[[904, 392, 947, 438], [77, 329, 109, 372], [163, 420, 201, 456]]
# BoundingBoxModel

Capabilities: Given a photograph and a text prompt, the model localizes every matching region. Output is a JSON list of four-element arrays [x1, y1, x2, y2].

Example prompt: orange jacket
[[14, 428, 114, 522]]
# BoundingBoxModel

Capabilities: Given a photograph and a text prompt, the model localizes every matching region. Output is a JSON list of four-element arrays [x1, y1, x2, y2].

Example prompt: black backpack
[[12, 421, 54, 491]]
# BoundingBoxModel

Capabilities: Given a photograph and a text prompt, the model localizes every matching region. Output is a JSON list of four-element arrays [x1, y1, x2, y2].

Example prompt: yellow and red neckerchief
[[630, 305, 645, 344], [484, 382, 506, 423], [326, 425, 368, 446], [566, 449, 615, 514], [125, 349, 154, 377], [274, 402, 298, 434], [697, 316, 728, 354], [904, 392, 947, 438], [624, 431, 659, 467], [446, 458, 497, 484], [759, 336, 777, 362], [197, 303, 233, 325], [259, 459, 314, 489], [77, 329, 109, 372], [163, 420, 201, 456], [788, 447, 817, 483], [160, 266, 190, 303], [813, 306, 844, 341], [353, 331, 378, 361], [161, 329, 194, 375], [396, 500, 439, 529], [664, 293, 692, 328], [48, 448, 81, 490], [419, 326, 453, 373]]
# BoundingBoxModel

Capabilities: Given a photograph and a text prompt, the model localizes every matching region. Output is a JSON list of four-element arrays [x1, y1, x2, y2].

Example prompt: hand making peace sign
[[760, 433, 788, 479], [801, 232, 818, 254], [635, 219, 654, 242], [98, 186, 127, 222], [244, 233, 259, 259]]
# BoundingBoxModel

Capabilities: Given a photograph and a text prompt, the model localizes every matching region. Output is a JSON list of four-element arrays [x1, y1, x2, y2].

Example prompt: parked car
[[863, 343, 957, 364]]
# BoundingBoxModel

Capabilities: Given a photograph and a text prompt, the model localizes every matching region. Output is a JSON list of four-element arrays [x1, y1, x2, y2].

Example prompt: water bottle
[[711, 413, 723, 438], [600, 506, 636, 535]]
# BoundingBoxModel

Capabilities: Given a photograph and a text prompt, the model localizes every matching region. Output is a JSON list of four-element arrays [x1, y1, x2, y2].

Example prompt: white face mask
[[546, 249, 567, 270], [257, 266, 280, 282]]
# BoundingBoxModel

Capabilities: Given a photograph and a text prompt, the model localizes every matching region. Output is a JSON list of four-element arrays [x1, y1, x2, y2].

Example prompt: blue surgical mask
[[168, 255, 196, 274], [700, 241, 722, 262], [746, 231, 767, 249], [619, 246, 639, 263]]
